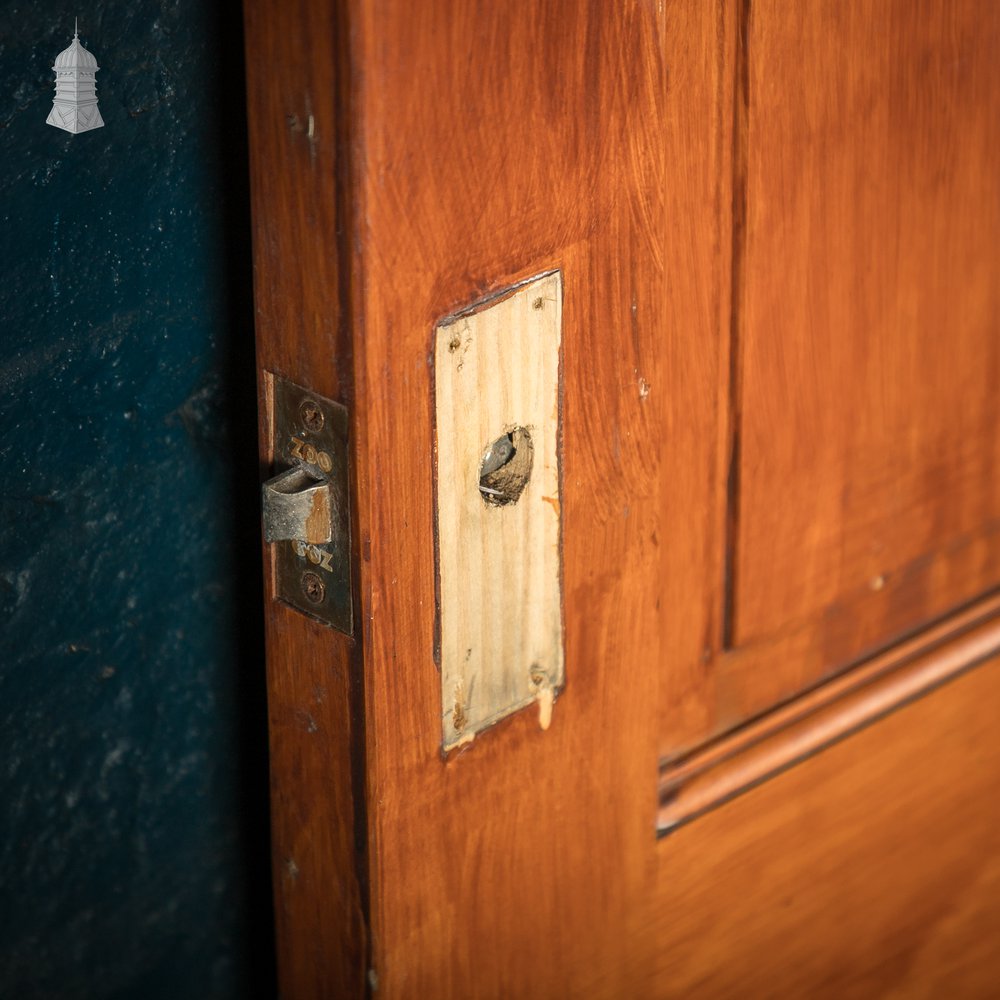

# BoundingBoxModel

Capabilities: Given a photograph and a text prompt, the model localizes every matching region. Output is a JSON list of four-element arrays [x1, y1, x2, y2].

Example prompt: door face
[[658, 0, 1000, 834], [722, 0, 1000, 726], [243, 1, 1000, 996]]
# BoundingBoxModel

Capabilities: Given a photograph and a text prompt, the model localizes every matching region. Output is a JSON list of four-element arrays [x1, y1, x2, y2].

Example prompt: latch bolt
[[263, 376, 352, 634]]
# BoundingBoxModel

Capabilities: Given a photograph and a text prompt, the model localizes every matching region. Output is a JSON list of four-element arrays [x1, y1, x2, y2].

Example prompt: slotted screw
[[299, 398, 324, 432], [301, 571, 325, 605]]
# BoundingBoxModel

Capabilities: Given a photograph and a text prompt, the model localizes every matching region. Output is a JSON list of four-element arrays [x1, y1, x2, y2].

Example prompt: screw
[[299, 398, 325, 432], [301, 571, 325, 605]]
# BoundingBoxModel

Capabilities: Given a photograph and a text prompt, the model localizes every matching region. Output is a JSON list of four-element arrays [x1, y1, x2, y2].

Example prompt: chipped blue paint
[[0, 2, 273, 997]]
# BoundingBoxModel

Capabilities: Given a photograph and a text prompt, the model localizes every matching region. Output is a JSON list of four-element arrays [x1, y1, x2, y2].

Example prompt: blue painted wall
[[0, 2, 273, 996]]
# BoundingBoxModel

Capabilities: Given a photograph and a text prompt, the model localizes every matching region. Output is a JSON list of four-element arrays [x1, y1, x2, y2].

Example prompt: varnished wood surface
[[242, 0, 1000, 996], [243, 0, 366, 995], [662, 0, 1000, 756], [349, 2, 679, 995], [729, 0, 1000, 707], [660, 590, 1000, 833], [653, 655, 1000, 1000]]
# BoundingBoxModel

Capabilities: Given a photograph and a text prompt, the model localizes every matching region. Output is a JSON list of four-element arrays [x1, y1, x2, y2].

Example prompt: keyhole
[[479, 426, 533, 506]]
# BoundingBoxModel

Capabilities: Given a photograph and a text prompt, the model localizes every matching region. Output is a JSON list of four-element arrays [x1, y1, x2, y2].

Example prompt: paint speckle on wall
[[0, 2, 272, 997]]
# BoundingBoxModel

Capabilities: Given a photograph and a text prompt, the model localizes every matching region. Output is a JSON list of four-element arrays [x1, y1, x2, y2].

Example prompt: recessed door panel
[[727, 0, 1000, 707]]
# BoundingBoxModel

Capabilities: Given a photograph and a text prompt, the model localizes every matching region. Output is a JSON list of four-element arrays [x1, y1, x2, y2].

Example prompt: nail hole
[[479, 426, 533, 506]]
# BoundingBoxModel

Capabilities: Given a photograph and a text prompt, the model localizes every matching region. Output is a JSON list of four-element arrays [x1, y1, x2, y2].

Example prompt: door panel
[[731, 0, 1000, 682], [653, 655, 1000, 1000]]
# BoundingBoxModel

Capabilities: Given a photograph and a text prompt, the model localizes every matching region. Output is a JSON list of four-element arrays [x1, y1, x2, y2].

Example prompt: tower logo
[[46, 20, 104, 134]]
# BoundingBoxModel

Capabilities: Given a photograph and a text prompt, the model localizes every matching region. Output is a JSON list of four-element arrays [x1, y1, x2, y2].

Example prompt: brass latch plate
[[265, 374, 353, 634]]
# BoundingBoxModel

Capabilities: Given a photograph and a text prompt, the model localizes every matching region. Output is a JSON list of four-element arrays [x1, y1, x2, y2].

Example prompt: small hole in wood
[[478, 426, 533, 506]]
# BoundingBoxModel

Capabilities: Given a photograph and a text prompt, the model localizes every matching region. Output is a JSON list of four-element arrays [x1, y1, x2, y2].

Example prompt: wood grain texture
[[243, 0, 1000, 995], [434, 272, 563, 750], [348, 0, 1000, 987], [243, 0, 367, 995], [652, 654, 1000, 1000], [729, 0, 1000, 701], [350, 2, 676, 994], [660, 591, 1000, 833]]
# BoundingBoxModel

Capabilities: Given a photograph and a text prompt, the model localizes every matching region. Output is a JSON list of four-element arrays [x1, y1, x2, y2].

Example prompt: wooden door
[[243, 1, 1000, 996]]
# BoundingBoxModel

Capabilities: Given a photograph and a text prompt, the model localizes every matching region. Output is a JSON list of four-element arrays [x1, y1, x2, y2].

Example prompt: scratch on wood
[[448, 680, 477, 749], [452, 680, 467, 733], [294, 708, 319, 734]]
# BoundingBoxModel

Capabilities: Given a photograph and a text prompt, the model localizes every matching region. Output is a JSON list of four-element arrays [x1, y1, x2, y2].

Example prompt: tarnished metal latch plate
[[266, 375, 352, 634]]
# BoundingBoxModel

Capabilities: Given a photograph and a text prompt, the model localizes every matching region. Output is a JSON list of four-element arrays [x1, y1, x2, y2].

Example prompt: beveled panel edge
[[658, 589, 1000, 836]]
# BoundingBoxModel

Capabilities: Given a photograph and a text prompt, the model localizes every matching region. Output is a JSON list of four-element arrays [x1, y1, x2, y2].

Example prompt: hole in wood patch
[[434, 270, 563, 749], [478, 426, 533, 506]]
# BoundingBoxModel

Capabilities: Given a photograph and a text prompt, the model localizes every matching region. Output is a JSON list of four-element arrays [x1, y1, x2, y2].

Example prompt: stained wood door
[[243, 1, 1000, 997]]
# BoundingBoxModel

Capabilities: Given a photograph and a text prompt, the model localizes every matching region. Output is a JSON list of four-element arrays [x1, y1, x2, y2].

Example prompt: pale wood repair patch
[[435, 271, 563, 750]]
